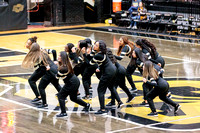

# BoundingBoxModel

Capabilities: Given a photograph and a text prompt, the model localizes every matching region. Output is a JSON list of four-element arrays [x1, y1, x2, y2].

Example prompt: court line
[[0, 97, 97, 113], [0, 51, 12, 54], [0, 64, 22, 68], [1, 72, 200, 80], [0, 47, 27, 54], [108, 113, 200, 133], [162, 55, 200, 63], [0, 72, 32, 77], [0, 83, 13, 97], [0, 108, 31, 113], [165, 62, 186, 66]]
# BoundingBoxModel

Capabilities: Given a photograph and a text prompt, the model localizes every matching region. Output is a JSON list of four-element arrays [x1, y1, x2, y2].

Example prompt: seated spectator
[[127, 2, 147, 30]]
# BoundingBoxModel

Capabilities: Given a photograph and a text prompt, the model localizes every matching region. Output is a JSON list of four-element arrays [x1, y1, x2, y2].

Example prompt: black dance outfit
[[56, 67, 89, 115], [145, 76, 180, 115], [115, 44, 137, 91], [90, 52, 123, 113]]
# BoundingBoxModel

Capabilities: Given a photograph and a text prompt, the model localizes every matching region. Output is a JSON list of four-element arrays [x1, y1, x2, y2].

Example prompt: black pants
[[142, 83, 153, 100], [98, 66, 122, 110], [82, 65, 97, 96], [146, 83, 177, 113], [57, 75, 87, 113], [126, 65, 137, 89], [156, 56, 165, 68], [73, 64, 86, 76], [38, 71, 61, 105], [111, 66, 132, 104], [28, 67, 46, 98]]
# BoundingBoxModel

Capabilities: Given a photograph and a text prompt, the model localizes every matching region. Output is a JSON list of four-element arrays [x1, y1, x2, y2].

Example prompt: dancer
[[114, 36, 137, 92], [24, 36, 58, 103], [56, 51, 90, 118], [22, 43, 61, 108], [106, 48, 134, 107], [65, 41, 97, 99], [90, 40, 124, 114], [131, 48, 165, 106], [143, 61, 180, 116], [135, 39, 165, 68]]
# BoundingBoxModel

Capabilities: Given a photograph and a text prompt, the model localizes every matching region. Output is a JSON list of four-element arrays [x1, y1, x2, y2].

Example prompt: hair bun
[[33, 36, 38, 42]]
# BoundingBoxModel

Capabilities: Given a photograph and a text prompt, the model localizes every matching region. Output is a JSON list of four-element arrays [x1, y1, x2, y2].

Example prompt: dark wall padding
[[0, 0, 27, 31], [84, 2, 97, 23], [52, 0, 85, 26], [64, 0, 85, 24]]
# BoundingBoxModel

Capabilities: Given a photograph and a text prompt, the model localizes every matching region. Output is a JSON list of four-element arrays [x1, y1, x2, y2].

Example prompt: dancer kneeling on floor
[[142, 61, 181, 116], [56, 51, 90, 118]]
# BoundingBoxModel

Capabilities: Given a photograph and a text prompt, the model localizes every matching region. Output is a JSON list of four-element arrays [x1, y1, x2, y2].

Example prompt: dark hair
[[79, 40, 88, 49], [84, 38, 92, 45], [117, 36, 134, 56], [58, 51, 74, 74], [136, 39, 157, 59], [28, 36, 37, 43], [129, 48, 148, 66], [98, 40, 107, 54], [66, 43, 74, 53], [107, 48, 117, 64], [134, 48, 148, 62]]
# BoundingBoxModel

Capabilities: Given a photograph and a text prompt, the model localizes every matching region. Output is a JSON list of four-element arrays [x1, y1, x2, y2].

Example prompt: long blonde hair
[[22, 43, 49, 68], [143, 61, 158, 79]]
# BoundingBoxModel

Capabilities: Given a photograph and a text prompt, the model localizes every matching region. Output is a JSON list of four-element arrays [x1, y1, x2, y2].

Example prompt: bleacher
[[112, 11, 200, 37], [111, 0, 200, 38]]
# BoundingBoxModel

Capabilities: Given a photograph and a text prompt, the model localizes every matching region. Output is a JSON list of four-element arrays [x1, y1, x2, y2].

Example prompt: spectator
[[127, 2, 147, 29]]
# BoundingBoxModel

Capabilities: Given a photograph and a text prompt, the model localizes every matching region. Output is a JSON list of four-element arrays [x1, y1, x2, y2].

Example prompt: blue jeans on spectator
[[130, 15, 140, 27]]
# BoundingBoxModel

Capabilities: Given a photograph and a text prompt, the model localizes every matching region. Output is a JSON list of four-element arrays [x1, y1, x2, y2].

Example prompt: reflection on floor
[[1, 75, 200, 131]]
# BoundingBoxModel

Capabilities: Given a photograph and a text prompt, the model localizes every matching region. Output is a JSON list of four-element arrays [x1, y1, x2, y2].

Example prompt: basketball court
[[0, 24, 200, 132]]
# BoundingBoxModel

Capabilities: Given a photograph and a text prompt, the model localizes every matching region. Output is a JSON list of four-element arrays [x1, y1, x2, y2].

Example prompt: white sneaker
[[127, 25, 132, 29], [132, 26, 137, 30]]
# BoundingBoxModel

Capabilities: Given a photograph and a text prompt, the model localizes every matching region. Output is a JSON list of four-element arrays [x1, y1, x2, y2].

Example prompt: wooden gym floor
[[0, 24, 200, 133]]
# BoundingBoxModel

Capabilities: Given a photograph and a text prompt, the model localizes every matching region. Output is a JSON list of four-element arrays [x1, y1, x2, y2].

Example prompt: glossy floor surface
[[0, 25, 200, 133]]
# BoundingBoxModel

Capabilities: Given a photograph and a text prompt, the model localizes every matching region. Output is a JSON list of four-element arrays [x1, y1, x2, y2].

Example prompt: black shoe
[[31, 97, 42, 103], [94, 110, 107, 115], [106, 102, 116, 107], [37, 104, 48, 109], [174, 104, 181, 113], [148, 112, 158, 116], [117, 102, 125, 109], [85, 103, 91, 113], [130, 88, 137, 93], [53, 106, 60, 111], [126, 96, 135, 103], [56, 113, 68, 118], [140, 101, 149, 106]]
